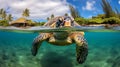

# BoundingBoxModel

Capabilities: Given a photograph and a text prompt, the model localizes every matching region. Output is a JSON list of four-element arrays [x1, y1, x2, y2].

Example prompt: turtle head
[[56, 16, 74, 28], [63, 17, 73, 27]]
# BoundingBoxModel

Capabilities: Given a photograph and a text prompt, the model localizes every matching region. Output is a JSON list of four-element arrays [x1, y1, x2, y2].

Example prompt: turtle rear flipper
[[31, 33, 50, 56]]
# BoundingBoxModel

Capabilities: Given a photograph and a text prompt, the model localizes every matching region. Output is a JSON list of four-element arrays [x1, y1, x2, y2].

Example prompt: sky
[[0, 0, 120, 22]]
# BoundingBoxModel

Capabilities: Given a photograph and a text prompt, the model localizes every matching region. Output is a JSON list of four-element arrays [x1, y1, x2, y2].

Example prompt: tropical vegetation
[[71, 0, 120, 25], [22, 8, 30, 18]]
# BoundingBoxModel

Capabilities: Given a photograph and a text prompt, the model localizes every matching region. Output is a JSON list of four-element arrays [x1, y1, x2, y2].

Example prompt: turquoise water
[[0, 31, 120, 67]]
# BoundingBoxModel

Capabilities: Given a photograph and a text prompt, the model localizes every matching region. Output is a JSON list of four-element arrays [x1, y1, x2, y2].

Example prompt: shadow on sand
[[40, 51, 73, 67]]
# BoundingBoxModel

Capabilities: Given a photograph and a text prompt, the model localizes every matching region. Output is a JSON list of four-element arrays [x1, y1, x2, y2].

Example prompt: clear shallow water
[[0, 26, 120, 33], [0, 31, 120, 67]]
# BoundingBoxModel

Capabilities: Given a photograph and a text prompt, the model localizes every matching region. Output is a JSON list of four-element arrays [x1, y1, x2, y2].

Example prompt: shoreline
[[0, 24, 120, 29], [80, 24, 120, 27], [0, 24, 120, 28]]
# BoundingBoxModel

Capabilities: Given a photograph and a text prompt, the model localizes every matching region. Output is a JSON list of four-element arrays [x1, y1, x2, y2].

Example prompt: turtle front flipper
[[31, 33, 50, 56], [73, 33, 88, 64]]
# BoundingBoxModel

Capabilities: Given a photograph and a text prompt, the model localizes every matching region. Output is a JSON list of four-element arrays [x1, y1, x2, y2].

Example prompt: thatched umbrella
[[10, 17, 32, 27]]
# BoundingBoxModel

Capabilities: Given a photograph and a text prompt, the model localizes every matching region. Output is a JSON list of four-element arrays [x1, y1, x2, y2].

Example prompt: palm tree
[[69, 5, 80, 19], [64, 13, 68, 16], [22, 8, 30, 18], [7, 14, 13, 21], [0, 8, 4, 19], [47, 17, 50, 20], [115, 8, 120, 18], [1, 10, 7, 20], [101, 0, 116, 18], [51, 14, 54, 19], [0, 8, 4, 14]]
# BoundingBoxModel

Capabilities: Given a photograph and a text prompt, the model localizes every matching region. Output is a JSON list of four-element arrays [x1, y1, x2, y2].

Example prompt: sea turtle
[[31, 16, 88, 64]]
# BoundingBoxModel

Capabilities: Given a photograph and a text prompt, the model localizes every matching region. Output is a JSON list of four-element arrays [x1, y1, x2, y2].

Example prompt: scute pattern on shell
[[44, 16, 63, 27]]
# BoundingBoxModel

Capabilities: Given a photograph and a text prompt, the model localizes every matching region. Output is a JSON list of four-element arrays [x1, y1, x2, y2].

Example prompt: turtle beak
[[64, 20, 71, 27]]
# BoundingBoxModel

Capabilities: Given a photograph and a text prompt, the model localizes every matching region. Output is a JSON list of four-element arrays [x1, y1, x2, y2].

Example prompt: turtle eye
[[56, 21, 60, 27], [71, 20, 74, 26], [56, 19, 62, 28]]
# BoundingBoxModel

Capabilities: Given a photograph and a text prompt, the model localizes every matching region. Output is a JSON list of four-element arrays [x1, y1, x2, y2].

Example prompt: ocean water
[[0, 31, 120, 67]]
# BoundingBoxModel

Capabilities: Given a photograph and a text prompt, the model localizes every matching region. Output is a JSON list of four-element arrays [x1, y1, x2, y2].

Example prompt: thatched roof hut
[[10, 17, 34, 27]]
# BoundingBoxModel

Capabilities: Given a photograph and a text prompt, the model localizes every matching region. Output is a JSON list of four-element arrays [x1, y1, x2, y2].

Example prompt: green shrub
[[26, 20, 35, 26], [34, 22, 45, 26], [87, 18, 103, 24], [74, 18, 87, 25], [75, 17, 104, 25], [74, 17, 120, 25], [103, 17, 120, 24], [0, 20, 9, 26]]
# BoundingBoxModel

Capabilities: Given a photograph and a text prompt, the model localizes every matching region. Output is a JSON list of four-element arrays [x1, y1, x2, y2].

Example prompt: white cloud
[[82, 1, 96, 11], [119, 0, 120, 4], [0, 0, 70, 20]]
